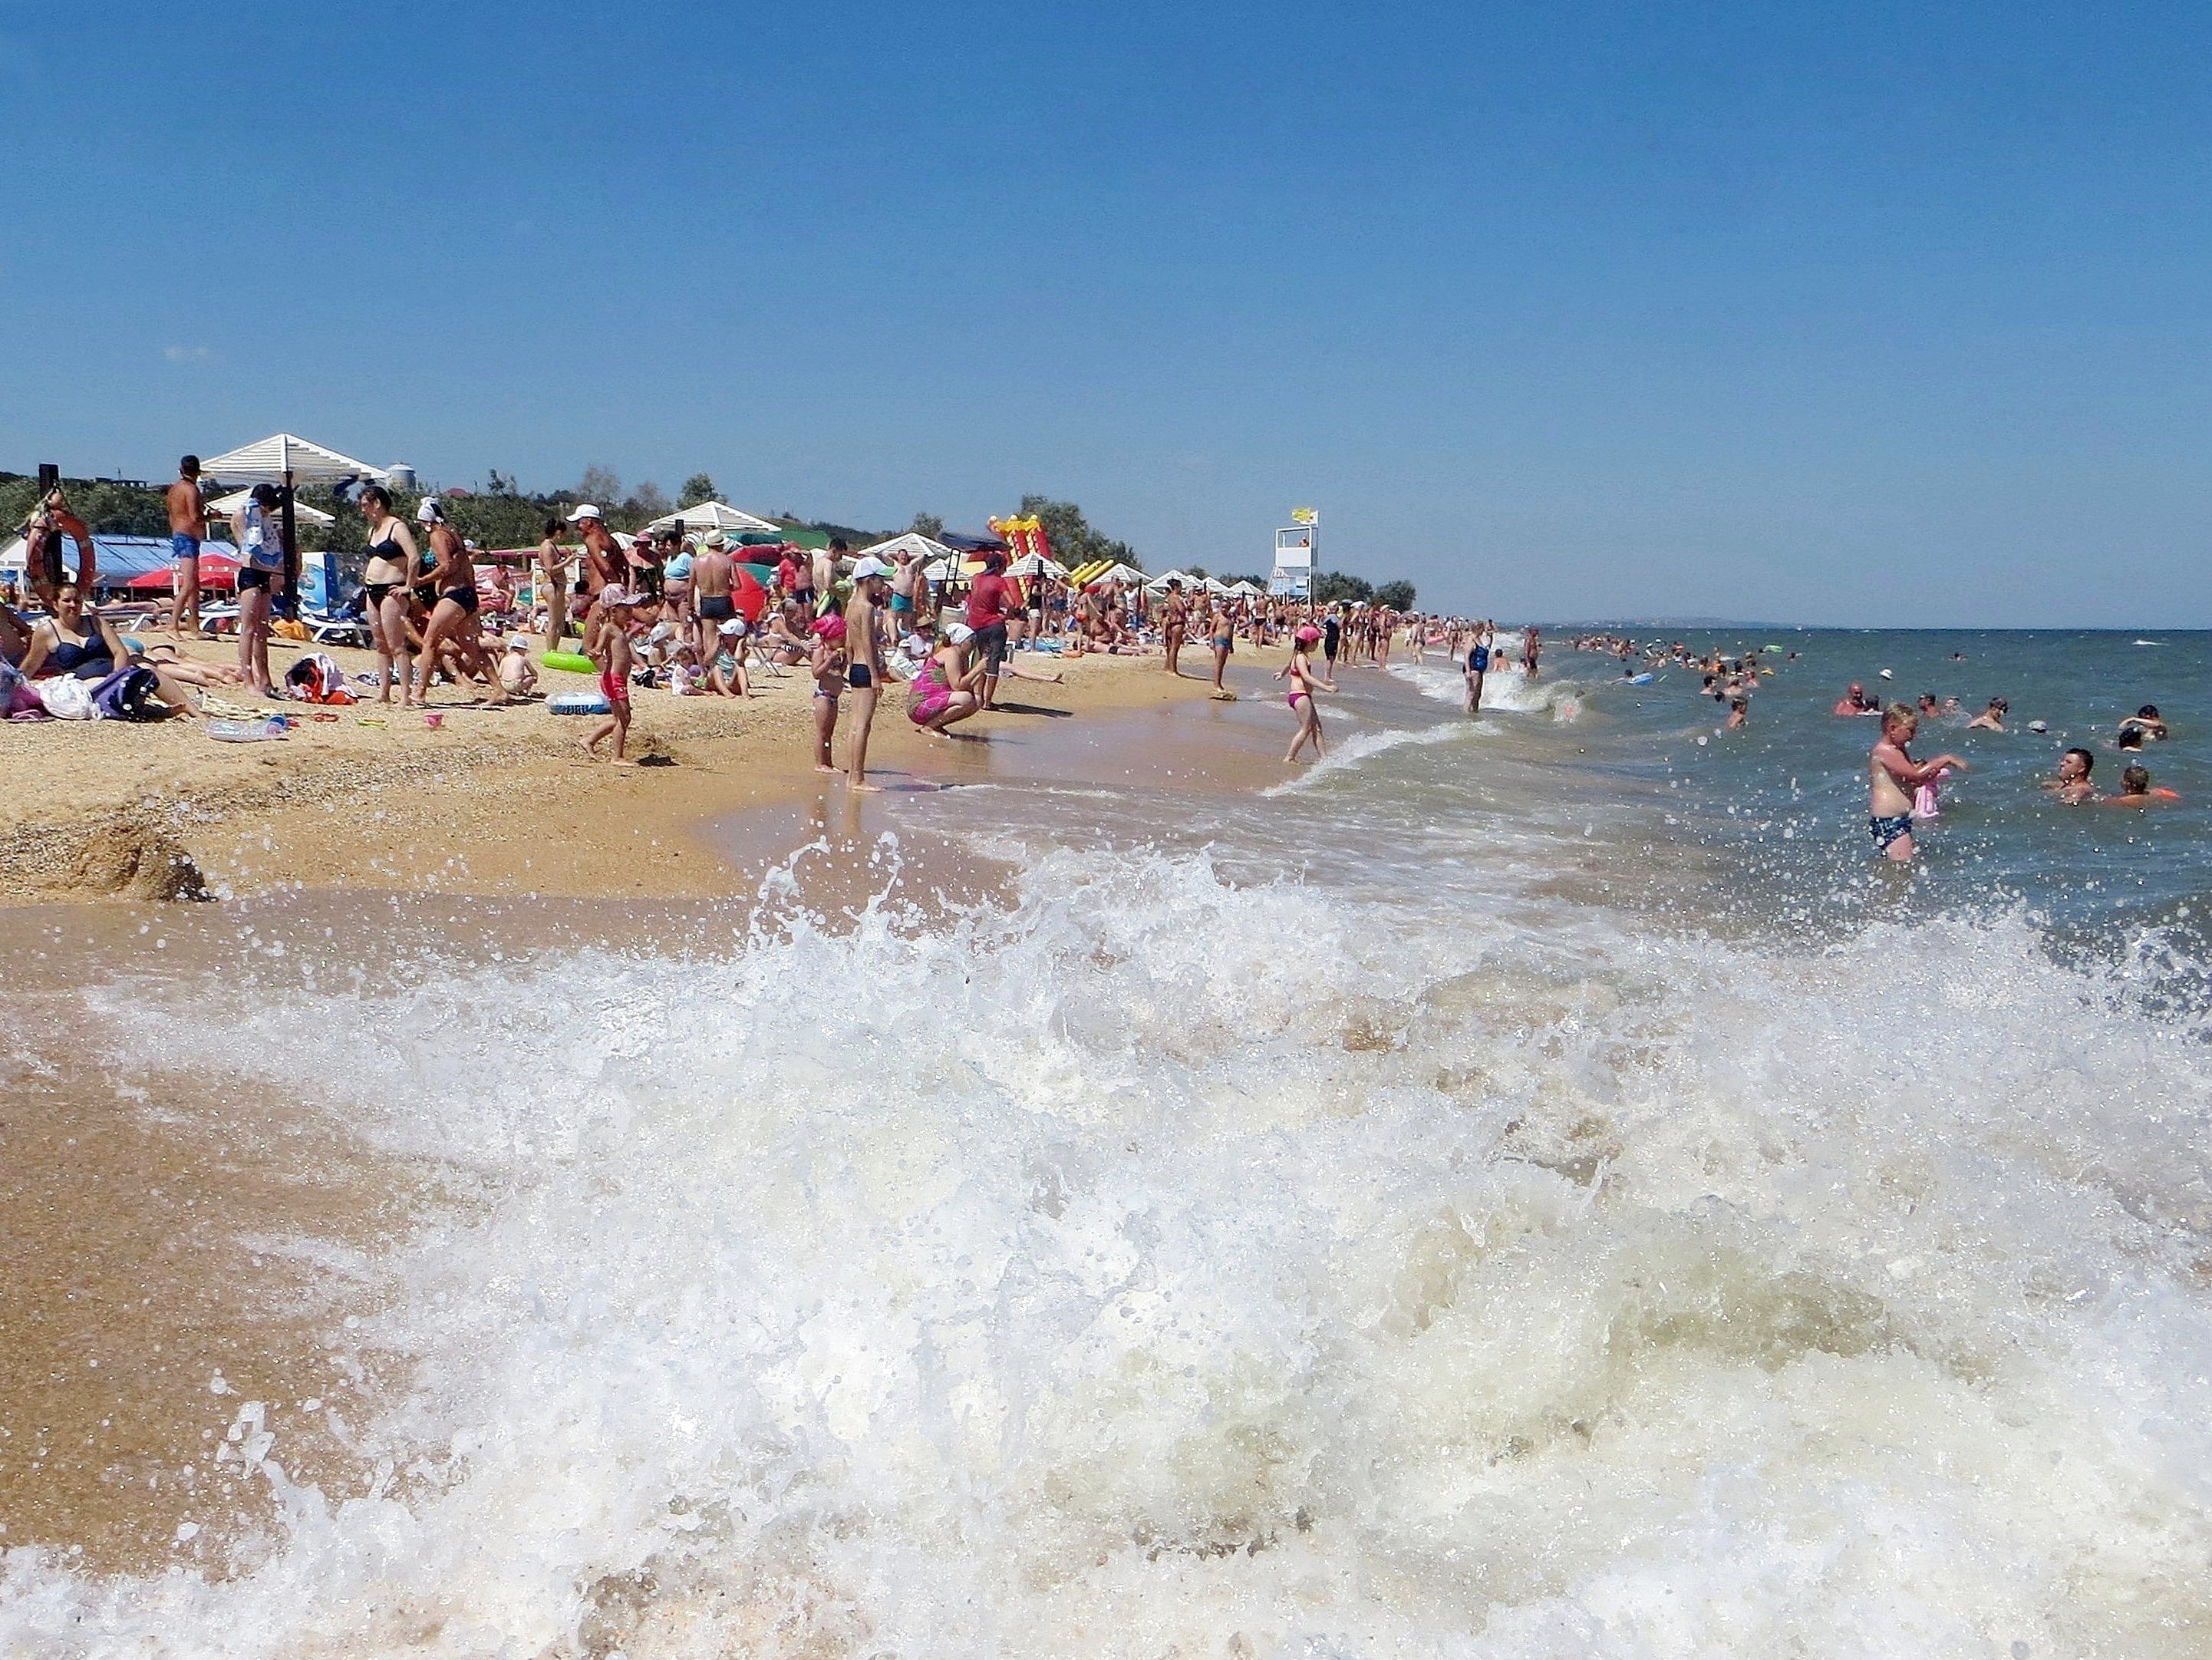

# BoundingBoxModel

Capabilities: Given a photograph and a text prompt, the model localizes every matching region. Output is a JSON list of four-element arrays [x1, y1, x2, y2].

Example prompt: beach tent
[[856, 532, 957, 566], [1145, 569, 1195, 591], [921, 558, 955, 583], [1, 533, 213, 589], [644, 500, 781, 538], [1076, 560, 1145, 589], [939, 530, 1010, 554], [1202, 576, 1232, 595], [197, 433, 390, 487], [1228, 579, 1263, 597], [1008, 551, 1070, 580], [205, 488, 334, 526]]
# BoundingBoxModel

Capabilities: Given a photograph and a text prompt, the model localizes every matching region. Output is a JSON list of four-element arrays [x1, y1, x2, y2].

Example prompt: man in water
[[1966, 698, 2007, 731], [1464, 630, 1488, 713], [165, 456, 204, 639], [2103, 764, 2176, 807], [1834, 682, 1878, 717], [2120, 705, 2168, 742], [1521, 624, 1540, 680], [2045, 748, 2097, 804], [1868, 703, 1968, 863]]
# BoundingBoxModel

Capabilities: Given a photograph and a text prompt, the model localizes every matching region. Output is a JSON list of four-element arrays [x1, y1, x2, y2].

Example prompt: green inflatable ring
[[542, 650, 595, 674]]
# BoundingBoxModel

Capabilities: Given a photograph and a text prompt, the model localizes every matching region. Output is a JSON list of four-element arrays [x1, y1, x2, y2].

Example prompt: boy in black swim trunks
[[1868, 702, 1967, 863]]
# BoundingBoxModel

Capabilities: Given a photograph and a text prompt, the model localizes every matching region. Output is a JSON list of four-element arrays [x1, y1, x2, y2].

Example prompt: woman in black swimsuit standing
[[360, 484, 418, 706], [412, 499, 506, 705]]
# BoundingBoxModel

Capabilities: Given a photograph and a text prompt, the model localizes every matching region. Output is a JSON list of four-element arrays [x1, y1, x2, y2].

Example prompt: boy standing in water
[[1868, 703, 1967, 862]]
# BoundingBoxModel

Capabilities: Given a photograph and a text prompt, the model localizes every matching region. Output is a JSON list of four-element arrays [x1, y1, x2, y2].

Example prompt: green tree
[[1311, 571, 1373, 606], [909, 511, 944, 539], [627, 480, 672, 520], [575, 464, 621, 505], [679, 473, 718, 508], [1375, 579, 1418, 612], [1015, 494, 1143, 571]]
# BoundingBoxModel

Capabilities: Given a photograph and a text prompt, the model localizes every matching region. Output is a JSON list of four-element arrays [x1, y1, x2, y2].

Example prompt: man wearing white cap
[[568, 503, 619, 599]]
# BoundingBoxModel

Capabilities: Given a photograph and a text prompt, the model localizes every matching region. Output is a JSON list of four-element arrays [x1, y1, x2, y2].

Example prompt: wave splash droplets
[[5, 846, 2211, 1658]]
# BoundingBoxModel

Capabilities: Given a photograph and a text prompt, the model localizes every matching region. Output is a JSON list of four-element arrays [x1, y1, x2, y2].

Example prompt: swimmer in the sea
[[2119, 705, 2168, 743], [1835, 682, 1878, 717], [1868, 703, 1967, 863], [2044, 747, 2097, 804], [2102, 764, 2178, 807], [1966, 697, 2007, 731]]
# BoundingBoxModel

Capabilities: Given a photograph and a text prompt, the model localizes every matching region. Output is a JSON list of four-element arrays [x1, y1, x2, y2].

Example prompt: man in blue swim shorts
[[164, 454, 205, 639]]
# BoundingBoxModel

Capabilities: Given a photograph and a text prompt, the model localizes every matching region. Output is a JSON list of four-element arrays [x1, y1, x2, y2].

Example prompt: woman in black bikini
[[412, 500, 506, 705], [360, 484, 418, 706]]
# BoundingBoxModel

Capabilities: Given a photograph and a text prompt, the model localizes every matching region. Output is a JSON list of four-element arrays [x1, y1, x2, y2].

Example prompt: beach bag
[[91, 665, 167, 721], [35, 675, 97, 719], [285, 652, 357, 705]]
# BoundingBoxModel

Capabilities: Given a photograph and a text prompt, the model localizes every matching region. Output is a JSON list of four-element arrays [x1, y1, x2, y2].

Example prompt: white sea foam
[[6, 848, 2211, 1658], [1392, 661, 1584, 721], [1259, 719, 1473, 796]]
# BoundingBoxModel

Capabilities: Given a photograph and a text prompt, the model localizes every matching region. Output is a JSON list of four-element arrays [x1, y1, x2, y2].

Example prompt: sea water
[[3, 631, 2208, 1658]]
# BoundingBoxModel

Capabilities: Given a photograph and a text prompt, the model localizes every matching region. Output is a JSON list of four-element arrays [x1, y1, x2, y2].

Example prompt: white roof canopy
[[1085, 561, 1146, 588], [1145, 569, 1195, 590], [644, 500, 781, 536], [198, 433, 391, 486], [855, 532, 956, 565], [204, 487, 334, 526], [1229, 579, 1264, 596], [1008, 551, 1070, 579]]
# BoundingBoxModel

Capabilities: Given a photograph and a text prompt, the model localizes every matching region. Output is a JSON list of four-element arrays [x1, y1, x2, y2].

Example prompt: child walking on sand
[[583, 589, 637, 763], [1277, 623, 1339, 763], [809, 613, 847, 774]]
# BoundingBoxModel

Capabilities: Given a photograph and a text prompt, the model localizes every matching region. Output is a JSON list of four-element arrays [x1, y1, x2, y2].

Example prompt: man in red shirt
[[965, 550, 1017, 711]]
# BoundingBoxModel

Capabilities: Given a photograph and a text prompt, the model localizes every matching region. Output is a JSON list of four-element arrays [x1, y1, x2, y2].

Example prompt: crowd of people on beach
[[6, 463, 2186, 844], [2, 462, 1470, 784]]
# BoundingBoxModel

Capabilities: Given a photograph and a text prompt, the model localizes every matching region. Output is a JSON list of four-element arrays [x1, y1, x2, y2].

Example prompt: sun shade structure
[[197, 434, 391, 487], [856, 533, 957, 566], [643, 501, 782, 537], [1008, 552, 1071, 580], [938, 529, 1010, 554], [1068, 559, 1145, 588], [205, 488, 334, 526]]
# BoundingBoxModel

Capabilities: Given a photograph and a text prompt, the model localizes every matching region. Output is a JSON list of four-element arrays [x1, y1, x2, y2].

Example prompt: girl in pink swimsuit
[[1277, 624, 1339, 764]]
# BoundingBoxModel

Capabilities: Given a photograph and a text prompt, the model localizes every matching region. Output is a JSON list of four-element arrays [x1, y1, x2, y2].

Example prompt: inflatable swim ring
[[542, 650, 595, 674]]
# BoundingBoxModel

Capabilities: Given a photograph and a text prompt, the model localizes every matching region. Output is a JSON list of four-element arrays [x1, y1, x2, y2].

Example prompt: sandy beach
[[0, 633, 1262, 908]]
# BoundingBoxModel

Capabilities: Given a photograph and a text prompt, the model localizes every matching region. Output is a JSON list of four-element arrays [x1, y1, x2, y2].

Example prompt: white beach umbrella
[[1007, 551, 1069, 579], [859, 532, 958, 565], [644, 500, 783, 537], [197, 433, 391, 486], [204, 488, 334, 526]]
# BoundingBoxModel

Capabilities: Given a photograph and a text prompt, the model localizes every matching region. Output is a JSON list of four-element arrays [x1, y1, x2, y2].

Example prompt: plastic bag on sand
[[207, 717, 289, 742]]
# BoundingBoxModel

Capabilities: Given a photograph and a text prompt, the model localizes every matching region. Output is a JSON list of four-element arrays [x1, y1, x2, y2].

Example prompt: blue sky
[[3, 1, 2206, 625]]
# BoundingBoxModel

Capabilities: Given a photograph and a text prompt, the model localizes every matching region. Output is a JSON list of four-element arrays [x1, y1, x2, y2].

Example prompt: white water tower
[[387, 464, 417, 491]]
